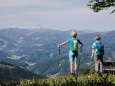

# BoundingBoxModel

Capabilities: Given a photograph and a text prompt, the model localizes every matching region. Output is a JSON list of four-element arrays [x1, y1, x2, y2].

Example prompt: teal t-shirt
[[67, 38, 80, 51], [92, 41, 104, 55]]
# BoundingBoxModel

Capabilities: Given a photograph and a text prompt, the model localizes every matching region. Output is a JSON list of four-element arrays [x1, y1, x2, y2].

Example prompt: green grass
[[0, 74, 115, 86], [18, 74, 115, 86]]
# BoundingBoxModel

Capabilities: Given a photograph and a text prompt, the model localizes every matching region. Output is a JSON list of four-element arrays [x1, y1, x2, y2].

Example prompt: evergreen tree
[[88, 0, 115, 14]]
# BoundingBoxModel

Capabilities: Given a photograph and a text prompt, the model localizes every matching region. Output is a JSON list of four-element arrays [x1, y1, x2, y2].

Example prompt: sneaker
[[71, 73, 74, 75], [71, 73, 78, 76]]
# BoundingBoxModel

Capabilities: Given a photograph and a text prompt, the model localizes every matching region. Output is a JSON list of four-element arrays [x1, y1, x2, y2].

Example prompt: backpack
[[95, 42, 104, 55], [72, 39, 78, 52]]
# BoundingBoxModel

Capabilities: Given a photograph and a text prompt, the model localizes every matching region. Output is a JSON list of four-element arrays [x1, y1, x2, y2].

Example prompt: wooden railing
[[103, 60, 115, 74]]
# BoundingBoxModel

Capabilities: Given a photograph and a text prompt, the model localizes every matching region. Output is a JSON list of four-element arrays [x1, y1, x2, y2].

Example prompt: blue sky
[[0, 0, 115, 31]]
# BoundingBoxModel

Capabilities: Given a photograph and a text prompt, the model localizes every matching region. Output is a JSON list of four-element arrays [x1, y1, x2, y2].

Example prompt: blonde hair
[[95, 35, 101, 40], [71, 31, 77, 38]]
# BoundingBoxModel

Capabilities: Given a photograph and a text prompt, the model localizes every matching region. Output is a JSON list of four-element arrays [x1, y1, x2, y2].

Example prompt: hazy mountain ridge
[[0, 28, 115, 76]]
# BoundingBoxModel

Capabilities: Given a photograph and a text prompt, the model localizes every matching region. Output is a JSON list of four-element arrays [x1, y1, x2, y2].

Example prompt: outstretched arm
[[58, 41, 68, 48]]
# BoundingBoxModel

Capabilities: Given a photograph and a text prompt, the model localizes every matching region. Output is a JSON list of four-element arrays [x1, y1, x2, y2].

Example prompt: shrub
[[81, 67, 93, 75]]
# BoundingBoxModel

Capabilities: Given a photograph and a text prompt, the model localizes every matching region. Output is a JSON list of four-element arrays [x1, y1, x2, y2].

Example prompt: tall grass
[[18, 74, 115, 86]]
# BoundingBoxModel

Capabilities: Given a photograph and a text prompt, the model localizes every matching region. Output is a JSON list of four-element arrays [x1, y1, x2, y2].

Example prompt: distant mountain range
[[0, 28, 115, 78]]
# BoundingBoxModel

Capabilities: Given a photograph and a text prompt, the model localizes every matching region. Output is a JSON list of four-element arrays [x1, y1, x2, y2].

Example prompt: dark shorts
[[95, 55, 103, 62]]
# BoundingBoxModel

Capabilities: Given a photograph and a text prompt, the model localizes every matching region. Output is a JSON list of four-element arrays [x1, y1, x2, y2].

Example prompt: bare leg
[[70, 62, 74, 74], [74, 62, 78, 75]]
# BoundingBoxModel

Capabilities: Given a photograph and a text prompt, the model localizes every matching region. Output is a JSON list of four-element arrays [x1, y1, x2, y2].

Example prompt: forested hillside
[[0, 28, 115, 76], [0, 60, 44, 83]]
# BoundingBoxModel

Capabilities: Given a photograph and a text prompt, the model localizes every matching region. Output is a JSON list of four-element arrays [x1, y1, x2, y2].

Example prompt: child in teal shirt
[[58, 31, 83, 75]]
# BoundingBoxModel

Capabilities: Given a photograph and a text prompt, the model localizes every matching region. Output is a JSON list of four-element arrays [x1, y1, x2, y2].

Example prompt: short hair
[[95, 35, 101, 40], [71, 31, 77, 38]]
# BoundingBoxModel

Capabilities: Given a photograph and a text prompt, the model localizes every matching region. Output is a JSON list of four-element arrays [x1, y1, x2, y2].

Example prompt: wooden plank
[[104, 69, 115, 71], [103, 61, 115, 66], [103, 69, 115, 74]]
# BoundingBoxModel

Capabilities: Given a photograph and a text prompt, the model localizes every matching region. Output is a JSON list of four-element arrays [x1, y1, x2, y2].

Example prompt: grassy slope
[[0, 74, 115, 86], [18, 74, 115, 86]]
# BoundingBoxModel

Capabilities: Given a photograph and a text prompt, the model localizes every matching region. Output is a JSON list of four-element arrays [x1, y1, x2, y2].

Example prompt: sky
[[0, 0, 115, 31]]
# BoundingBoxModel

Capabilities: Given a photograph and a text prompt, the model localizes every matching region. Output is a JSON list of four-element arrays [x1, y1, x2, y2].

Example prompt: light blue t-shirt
[[67, 38, 80, 51], [92, 41, 104, 55]]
